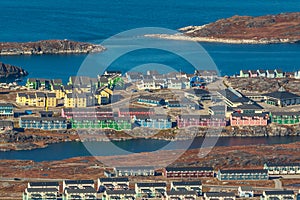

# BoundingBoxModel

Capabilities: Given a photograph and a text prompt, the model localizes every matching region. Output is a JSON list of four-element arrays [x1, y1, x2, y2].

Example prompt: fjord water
[[0, 0, 300, 82]]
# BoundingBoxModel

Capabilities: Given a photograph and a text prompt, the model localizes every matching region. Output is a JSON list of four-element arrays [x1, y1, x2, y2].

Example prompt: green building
[[270, 112, 300, 125]]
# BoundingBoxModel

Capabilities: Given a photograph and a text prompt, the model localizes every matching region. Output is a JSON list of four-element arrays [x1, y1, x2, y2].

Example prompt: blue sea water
[[0, 0, 299, 83]]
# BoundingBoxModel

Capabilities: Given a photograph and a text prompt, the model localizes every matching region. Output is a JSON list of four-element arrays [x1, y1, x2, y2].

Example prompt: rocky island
[[0, 62, 28, 79], [147, 12, 300, 44], [0, 39, 105, 55]]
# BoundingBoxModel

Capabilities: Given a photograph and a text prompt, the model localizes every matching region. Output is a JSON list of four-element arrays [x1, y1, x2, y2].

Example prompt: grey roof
[[219, 88, 251, 103], [47, 93, 56, 98], [263, 91, 300, 100], [35, 92, 45, 98], [265, 163, 300, 167], [52, 85, 61, 90], [115, 166, 155, 171], [166, 166, 213, 172], [65, 186, 96, 194], [172, 181, 202, 186], [231, 112, 268, 118], [186, 89, 210, 96], [271, 112, 300, 117], [21, 117, 66, 122], [99, 178, 129, 182], [167, 190, 197, 195], [64, 180, 94, 185], [106, 190, 136, 195], [205, 192, 235, 197], [0, 103, 14, 107], [138, 96, 164, 101], [17, 93, 27, 97], [29, 181, 59, 187], [240, 186, 253, 191], [236, 103, 263, 110], [136, 182, 166, 187], [26, 188, 58, 193], [219, 169, 268, 174], [0, 120, 13, 127], [119, 107, 154, 113], [265, 190, 294, 195]]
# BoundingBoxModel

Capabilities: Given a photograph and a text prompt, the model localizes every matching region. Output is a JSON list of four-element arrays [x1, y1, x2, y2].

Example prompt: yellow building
[[46, 93, 57, 107], [63, 85, 73, 94], [35, 92, 46, 107], [76, 93, 87, 108], [95, 86, 113, 105], [52, 85, 65, 99], [16, 93, 28, 106], [64, 93, 76, 108]]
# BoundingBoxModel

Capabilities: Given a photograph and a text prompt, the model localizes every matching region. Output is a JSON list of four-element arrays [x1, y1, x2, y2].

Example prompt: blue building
[[217, 169, 268, 181], [20, 117, 67, 130], [0, 103, 14, 116], [134, 115, 172, 129], [137, 96, 165, 106]]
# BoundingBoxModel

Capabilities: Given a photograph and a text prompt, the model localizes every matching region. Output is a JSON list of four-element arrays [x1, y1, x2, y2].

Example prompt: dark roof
[[27, 188, 58, 193], [29, 181, 59, 187], [136, 182, 166, 187], [64, 180, 94, 185], [263, 91, 300, 100], [52, 85, 61, 90], [47, 93, 56, 98], [167, 191, 196, 196], [135, 114, 170, 120], [219, 88, 251, 103], [205, 192, 235, 197], [65, 186, 96, 194], [21, 117, 66, 122], [219, 169, 268, 174], [99, 178, 129, 182], [0, 103, 14, 107], [17, 93, 27, 97], [166, 166, 213, 172], [271, 112, 300, 117], [186, 89, 210, 96], [0, 120, 13, 127], [236, 103, 263, 110], [36, 92, 45, 98], [172, 181, 202, 186], [63, 107, 113, 113], [265, 190, 294, 195], [115, 166, 155, 171], [240, 186, 253, 191], [265, 163, 300, 167], [63, 85, 73, 90], [119, 107, 153, 113], [106, 190, 136, 195], [231, 112, 268, 118], [258, 69, 266, 73], [138, 96, 164, 101]]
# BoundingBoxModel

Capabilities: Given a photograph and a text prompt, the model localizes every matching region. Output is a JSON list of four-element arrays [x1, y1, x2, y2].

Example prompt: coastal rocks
[[0, 39, 105, 55], [148, 12, 300, 44], [0, 62, 28, 79]]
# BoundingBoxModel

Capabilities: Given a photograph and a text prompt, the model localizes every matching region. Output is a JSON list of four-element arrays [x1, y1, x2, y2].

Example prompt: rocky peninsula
[[0, 39, 105, 55], [0, 62, 28, 79], [146, 12, 300, 44]]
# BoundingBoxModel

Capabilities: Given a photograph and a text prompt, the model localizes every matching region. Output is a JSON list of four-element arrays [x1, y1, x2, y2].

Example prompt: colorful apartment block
[[230, 112, 268, 126], [0, 103, 14, 116], [270, 112, 300, 125], [176, 115, 226, 128]]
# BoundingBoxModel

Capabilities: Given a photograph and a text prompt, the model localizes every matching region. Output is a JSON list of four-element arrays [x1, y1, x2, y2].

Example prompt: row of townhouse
[[16, 85, 113, 108], [0, 103, 14, 116], [239, 69, 284, 78], [0, 120, 14, 131]]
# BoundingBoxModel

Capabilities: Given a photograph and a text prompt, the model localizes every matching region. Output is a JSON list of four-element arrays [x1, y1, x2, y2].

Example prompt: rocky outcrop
[[0, 39, 105, 55], [0, 62, 28, 79], [147, 12, 300, 44]]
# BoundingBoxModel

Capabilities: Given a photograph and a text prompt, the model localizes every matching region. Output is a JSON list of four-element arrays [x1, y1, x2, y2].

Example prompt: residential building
[[63, 186, 97, 200], [185, 89, 211, 101], [62, 108, 114, 119], [137, 96, 165, 106], [164, 166, 214, 178], [167, 79, 183, 89], [23, 188, 58, 200], [263, 90, 300, 107], [208, 105, 226, 116], [103, 190, 136, 200], [0, 103, 14, 116], [28, 181, 59, 190], [239, 70, 250, 78], [51, 79, 63, 87], [98, 178, 129, 192], [257, 69, 266, 77], [26, 78, 40, 90], [264, 163, 300, 175], [134, 115, 172, 129], [20, 117, 67, 130], [170, 181, 202, 196], [234, 103, 264, 114], [114, 166, 155, 177], [95, 86, 113, 105], [125, 72, 143, 82], [36, 92, 46, 107], [46, 93, 57, 107], [176, 115, 226, 128], [70, 117, 132, 130], [261, 190, 295, 200], [27, 94, 37, 106], [204, 192, 236, 200], [270, 112, 300, 125], [135, 182, 166, 198], [266, 70, 275, 78], [230, 112, 268, 126], [137, 79, 161, 90], [238, 186, 254, 198], [118, 107, 155, 117], [62, 180, 94, 191], [195, 70, 218, 83], [275, 69, 284, 78], [52, 85, 65, 99], [0, 120, 13, 131], [248, 70, 258, 77], [166, 191, 197, 200], [294, 70, 300, 79], [217, 169, 268, 181], [39, 111, 53, 118], [16, 93, 28, 106]]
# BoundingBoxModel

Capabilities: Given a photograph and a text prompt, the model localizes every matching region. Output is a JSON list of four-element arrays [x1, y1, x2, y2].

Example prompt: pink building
[[248, 70, 258, 77], [176, 115, 227, 128], [230, 112, 268, 126]]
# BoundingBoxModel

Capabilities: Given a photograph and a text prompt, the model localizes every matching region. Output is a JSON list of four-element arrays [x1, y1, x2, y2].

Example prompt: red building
[[118, 107, 155, 117], [176, 115, 226, 128], [164, 167, 214, 178], [62, 107, 113, 119], [230, 112, 268, 126]]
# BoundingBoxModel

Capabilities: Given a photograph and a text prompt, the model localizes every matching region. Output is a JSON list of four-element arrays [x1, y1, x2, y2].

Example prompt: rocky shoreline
[[0, 62, 28, 79], [0, 39, 105, 55], [146, 12, 300, 44]]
